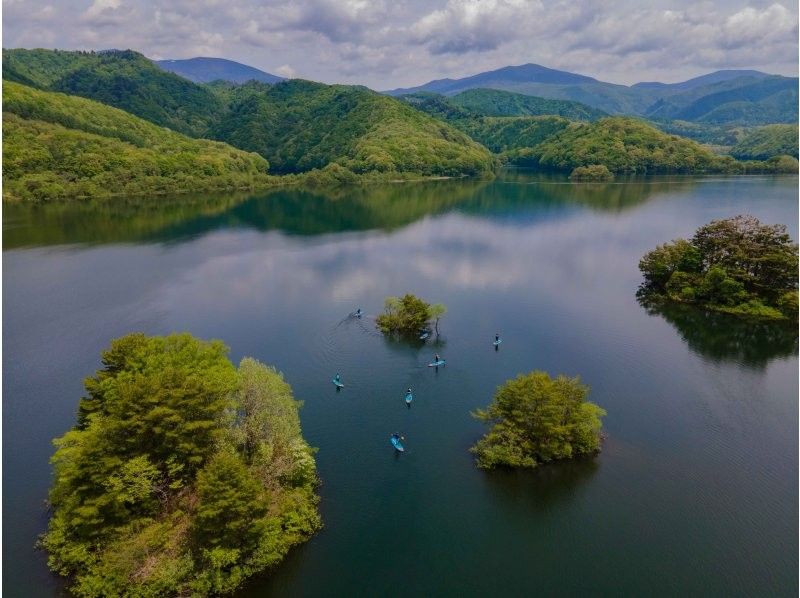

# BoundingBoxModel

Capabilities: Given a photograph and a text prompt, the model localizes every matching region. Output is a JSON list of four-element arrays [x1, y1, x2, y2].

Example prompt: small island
[[41, 333, 321, 596], [569, 164, 614, 181], [471, 371, 606, 469], [376, 293, 447, 337], [638, 215, 798, 319]]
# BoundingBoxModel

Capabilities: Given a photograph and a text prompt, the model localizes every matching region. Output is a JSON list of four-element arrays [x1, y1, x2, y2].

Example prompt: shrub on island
[[376, 294, 447, 337], [569, 164, 614, 181], [41, 333, 321, 596], [471, 371, 605, 469], [638, 215, 798, 320]]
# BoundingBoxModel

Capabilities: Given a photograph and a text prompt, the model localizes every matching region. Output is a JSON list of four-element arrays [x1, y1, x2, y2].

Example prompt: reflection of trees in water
[[223, 178, 489, 235], [3, 179, 490, 248], [641, 299, 798, 368], [3, 192, 250, 249], [4, 172, 722, 250], [481, 456, 599, 510], [472, 171, 702, 213]]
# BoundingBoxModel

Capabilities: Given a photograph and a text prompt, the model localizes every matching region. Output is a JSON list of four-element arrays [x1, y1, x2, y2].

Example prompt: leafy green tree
[[429, 303, 447, 336], [194, 451, 268, 551], [471, 371, 605, 469], [42, 334, 321, 596], [639, 239, 702, 289], [691, 215, 798, 300], [639, 215, 798, 320], [233, 358, 317, 488], [376, 293, 440, 336]]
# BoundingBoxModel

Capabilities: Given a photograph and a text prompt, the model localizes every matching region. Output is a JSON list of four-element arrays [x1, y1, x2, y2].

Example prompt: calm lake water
[[3, 171, 798, 597]]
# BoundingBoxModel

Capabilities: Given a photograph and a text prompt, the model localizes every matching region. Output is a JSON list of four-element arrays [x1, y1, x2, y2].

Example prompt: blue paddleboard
[[493, 339, 502, 346], [332, 378, 344, 388], [405, 392, 413, 404], [419, 332, 430, 340], [391, 436, 405, 451], [428, 359, 446, 367]]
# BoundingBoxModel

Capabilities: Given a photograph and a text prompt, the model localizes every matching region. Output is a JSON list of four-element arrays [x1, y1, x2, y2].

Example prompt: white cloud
[[275, 64, 296, 78], [3, 0, 797, 88], [81, 0, 132, 27]]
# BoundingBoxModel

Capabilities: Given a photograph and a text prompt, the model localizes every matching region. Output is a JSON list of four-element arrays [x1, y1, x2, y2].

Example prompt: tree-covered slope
[[5, 49, 493, 179], [3, 82, 271, 201], [3, 48, 223, 137], [400, 92, 571, 153], [459, 116, 571, 154], [450, 88, 607, 120], [644, 76, 798, 125], [729, 124, 799, 160], [527, 117, 797, 174], [210, 80, 494, 176], [2, 48, 99, 87]]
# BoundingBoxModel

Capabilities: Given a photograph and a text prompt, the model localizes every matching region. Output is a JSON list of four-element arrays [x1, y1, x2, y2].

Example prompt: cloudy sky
[[4, 0, 798, 89]]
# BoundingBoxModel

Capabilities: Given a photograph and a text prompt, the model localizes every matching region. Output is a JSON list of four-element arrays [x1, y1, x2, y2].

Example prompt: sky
[[3, 0, 798, 89]]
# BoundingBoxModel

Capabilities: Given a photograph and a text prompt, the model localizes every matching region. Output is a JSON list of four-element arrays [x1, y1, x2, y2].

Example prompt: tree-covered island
[[41, 333, 321, 596], [471, 371, 605, 469], [638, 215, 798, 320], [376, 294, 447, 337]]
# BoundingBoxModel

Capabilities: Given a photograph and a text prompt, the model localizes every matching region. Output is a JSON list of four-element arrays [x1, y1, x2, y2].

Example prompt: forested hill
[[3, 48, 494, 180], [449, 89, 607, 120], [520, 117, 797, 174], [729, 125, 799, 160], [209, 80, 494, 176], [3, 49, 222, 137], [3, 82, 272, 201]]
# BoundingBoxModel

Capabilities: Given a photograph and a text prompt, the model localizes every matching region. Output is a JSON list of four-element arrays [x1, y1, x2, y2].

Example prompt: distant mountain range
[[3, 48, 797, 202], [385, 63, 798, 125], [121, 56, 800, 126], [155, 57, 284, 84]]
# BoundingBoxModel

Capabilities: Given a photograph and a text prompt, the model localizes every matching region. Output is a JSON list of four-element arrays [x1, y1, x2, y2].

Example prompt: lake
[[3, 171, 798, 596]]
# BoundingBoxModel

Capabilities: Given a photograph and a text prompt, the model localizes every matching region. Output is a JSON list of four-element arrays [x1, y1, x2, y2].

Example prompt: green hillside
[[2, 48, 99, 87], [644, 76, 798, 125], [460, 116, 571, 153], [2, 49, 223, 137], [4, 49, 493, 180], [403, 92, 797, 173], [729, 125, 799, 160], [450, 88, 607, 120], [210, 80, 494, 176], [400, 92, 571, 153], [3, 82, 272, 201], [527, 117, 797, 174]]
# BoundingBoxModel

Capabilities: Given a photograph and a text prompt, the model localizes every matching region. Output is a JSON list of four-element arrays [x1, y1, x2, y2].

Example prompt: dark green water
[[4, 172, 798, 596]]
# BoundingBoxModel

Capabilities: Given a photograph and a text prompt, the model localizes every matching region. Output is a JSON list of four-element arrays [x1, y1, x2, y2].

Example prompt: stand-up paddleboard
[[428, 359, 446, 367], [419, 332, 430, 340], [390, 435, 405, 452], [332, 378, 344, 388], [493, 339, 502, 346], [405, 392, 413, 404]]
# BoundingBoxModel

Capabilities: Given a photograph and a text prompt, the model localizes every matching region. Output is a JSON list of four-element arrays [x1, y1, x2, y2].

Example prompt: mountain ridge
[[384, 63, 795, 123], [155, 57, 284, 84]]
